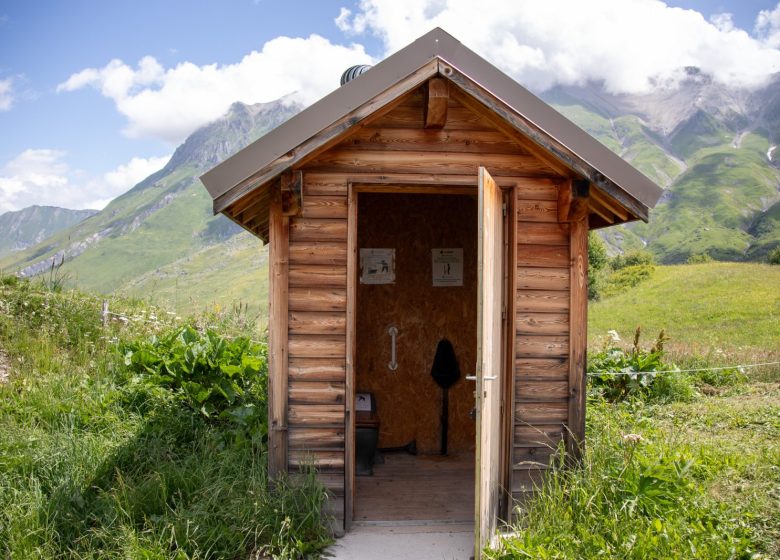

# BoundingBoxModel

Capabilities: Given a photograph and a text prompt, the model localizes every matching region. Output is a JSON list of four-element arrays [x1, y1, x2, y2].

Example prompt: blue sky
[[1, 0, 779, 212]]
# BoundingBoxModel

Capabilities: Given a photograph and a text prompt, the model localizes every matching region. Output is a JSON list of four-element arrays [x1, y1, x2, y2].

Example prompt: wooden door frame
[[344, 179, 516, 533]]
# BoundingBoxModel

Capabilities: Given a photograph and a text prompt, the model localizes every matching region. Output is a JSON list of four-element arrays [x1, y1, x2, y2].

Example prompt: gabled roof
[[200, 28, 662, 230]]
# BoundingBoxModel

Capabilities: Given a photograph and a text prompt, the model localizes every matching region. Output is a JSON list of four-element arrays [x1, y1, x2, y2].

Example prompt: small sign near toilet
[[360, 248, 395, 284], [432, 248, 463, 286], [356, 393, 373, 412]]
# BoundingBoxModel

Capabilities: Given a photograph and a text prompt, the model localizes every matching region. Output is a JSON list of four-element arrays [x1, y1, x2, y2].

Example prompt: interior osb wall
[[356, 193, 477, 455]]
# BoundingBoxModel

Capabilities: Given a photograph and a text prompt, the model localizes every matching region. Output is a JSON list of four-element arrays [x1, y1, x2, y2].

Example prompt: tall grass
[[491, 399, 775, 559], [0, 277, 331, 559]]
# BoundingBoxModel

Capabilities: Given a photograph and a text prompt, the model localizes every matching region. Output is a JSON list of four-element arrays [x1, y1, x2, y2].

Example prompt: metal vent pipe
[[340, 65, 372, 86]]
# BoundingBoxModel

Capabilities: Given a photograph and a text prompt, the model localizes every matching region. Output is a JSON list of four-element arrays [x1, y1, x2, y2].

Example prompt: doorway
[[352, 190, 478, 525]]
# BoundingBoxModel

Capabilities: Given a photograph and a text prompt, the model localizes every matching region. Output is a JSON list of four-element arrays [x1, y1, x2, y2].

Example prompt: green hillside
[[589, 262, 780, 352], [0, 206, 96, 258]]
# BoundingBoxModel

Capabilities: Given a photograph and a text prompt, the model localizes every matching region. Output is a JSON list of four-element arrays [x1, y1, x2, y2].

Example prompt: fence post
[[102, 300, 109, 327]]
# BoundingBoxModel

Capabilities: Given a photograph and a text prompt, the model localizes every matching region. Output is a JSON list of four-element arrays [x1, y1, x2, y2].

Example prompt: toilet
[[355, 392, 380, 476]]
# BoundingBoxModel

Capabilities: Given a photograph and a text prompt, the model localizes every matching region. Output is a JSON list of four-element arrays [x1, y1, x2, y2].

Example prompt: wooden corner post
[[565, 179, 589, 460], [269, 182, 290, 479]]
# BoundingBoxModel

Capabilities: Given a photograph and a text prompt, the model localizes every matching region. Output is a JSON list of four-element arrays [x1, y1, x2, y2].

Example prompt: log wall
[[273, 85, 584, 528]]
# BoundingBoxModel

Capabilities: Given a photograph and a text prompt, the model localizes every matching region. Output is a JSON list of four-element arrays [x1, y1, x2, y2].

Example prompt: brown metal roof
[[200, 28, 662, 221]]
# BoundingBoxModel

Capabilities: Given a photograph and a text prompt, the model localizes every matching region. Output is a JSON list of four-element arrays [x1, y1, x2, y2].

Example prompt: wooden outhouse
[[200, 28, 662, 554]]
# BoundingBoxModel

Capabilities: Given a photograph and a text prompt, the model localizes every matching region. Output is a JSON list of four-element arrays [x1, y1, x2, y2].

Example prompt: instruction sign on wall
[[360, 248, 395, 284], [432, 248, 463, 286]]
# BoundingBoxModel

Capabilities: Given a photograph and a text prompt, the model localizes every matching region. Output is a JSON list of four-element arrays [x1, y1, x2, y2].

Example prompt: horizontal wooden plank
[[517, 199, 558, 222], [368, 105, 494, 130], [515, 402, 568, 424], [511, 469, 548, 493], [516, 182, 559, 201], [513, 446, 558, 469], [288, 357, 346, 382], [289, 311, 346, 335], [306, 149, 553, 177], [516, 267, 570, 291], [304, 174, 348, 196], [289, 287, 347, 312], [289, 449, 344, 471], [516, 335, 569, 358], [341, 128, 526, 155], [515, 357, 569, 380], [288, 335, 346, 358], [289, 264, 346, 288], [514, 424, 565, 448], [289, 472, 345, 496], [288, 404, 344, 426], [289, 380, 345, 405], [517, 244, 569, 268], [516, 312, 569, 335], [303, 195, 348, 219], [289, 241, 347, 266], [516, 291, 569, 313], [516, 222, 569, 246], [288, 426, 345, 448], [515, 379, 569, 402], [289, 218, 347, 242]]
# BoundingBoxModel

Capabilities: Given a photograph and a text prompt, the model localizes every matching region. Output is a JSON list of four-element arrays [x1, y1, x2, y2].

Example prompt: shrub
[[687, 252, 713, 264], [121, 326, 268, 445], [610, 249, 655, 271], [769, 246, 780, 265], [588, 232, 609, 300], [601, 263, 655, 298], [588, 328, 696, 403]]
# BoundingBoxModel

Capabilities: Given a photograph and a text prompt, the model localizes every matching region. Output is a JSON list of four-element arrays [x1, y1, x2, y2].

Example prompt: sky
[[2, 0, 780, 213]]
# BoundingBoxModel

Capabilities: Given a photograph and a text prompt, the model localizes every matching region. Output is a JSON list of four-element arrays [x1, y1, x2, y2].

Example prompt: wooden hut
[[200, 28, 662, 554]]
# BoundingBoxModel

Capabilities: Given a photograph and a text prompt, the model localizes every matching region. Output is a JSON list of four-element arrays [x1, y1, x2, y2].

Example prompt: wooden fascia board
[[213, 59, 440, 215], [440, 61, 650, 222]]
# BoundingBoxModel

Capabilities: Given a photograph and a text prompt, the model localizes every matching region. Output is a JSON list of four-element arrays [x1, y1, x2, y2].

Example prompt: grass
[[0, 278, 331, 559], [492, 386, 780, 558], [589, 262, 780, 355]]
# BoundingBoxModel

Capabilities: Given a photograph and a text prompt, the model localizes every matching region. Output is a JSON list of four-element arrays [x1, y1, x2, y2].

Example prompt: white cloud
[[57, 34, 373, 144], [0, 78, 14, 111], [0, 150, 170, 213], [337, 0, 780, 93], [756, 3, 780, 48]]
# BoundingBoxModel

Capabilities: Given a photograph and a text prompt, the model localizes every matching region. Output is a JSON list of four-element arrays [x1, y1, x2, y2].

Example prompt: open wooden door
[[474, 167, 504, 557]]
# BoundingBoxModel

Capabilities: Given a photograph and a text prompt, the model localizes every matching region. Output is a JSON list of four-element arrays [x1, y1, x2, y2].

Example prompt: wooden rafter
[[424, 77, 449, 128]]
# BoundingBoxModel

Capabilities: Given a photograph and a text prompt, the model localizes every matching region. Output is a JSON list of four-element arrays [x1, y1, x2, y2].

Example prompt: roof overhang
[[200, 28, 663, 236]]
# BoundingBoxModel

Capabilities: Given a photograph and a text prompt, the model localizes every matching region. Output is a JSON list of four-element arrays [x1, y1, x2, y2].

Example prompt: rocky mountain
[[0, 98, 301, 314], [0, 206, 97, 259], [2, 71, 779, 313]]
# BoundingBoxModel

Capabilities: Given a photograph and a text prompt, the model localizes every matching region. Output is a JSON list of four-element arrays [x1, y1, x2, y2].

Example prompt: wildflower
[[608, 329, 621, 343], [622, 433, 643, 444]]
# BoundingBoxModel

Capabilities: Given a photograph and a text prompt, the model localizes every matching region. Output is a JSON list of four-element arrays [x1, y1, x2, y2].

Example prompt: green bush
[[687, 252, 713, 264], [610, 249, 655, 271], [588, 232, 609, 300], [588, 328, 696, 403], [602, 263, 655, 298], [121, 325, 268, 445], [768, 246, 780, 265]]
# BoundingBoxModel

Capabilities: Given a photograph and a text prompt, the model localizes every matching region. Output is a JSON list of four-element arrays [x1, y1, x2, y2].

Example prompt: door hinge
[[501, 305, 507, 320], [502, 202, 507, 218]]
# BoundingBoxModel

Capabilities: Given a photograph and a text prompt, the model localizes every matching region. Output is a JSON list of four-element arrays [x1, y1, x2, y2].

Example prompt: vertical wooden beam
[[424, 77, 449, 129], [567, 190, 588, 461], [500, 186, 517, 522], [268, 184, 290, 479], [344, 183, 358, 532]]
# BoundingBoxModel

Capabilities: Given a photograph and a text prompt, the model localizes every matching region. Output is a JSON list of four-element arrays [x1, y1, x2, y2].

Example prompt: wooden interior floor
[[355, 453, 474, 523]]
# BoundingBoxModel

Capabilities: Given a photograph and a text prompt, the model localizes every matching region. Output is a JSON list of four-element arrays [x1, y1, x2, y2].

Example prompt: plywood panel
[[355, 193, 478, 455]]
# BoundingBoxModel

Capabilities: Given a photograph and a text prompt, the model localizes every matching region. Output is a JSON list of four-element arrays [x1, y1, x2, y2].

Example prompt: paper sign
[[432, 248, 463, 286], [360, 248, 395, 284]]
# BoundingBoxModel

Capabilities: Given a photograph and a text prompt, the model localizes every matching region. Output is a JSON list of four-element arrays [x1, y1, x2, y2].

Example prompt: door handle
[[466, 375, 497, 381]]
